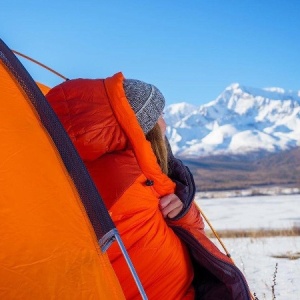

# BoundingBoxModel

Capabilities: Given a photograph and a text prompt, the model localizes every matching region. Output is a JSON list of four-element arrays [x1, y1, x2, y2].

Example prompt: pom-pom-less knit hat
[[123, 79, 165, 134]]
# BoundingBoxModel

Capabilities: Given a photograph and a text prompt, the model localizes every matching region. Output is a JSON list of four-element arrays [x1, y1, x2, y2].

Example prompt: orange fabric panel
[[0, 62, 125, 299], [108, 174, 195, 300], [46, 79, 127, 161], [85, 149, 142, 210], [36, 82, 51, 95]]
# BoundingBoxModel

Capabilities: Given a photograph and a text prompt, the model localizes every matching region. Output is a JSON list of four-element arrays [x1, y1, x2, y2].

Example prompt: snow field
[[195, 194, 300, 300]]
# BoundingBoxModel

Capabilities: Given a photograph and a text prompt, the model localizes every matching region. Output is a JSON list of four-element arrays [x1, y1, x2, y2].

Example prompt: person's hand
[[159, 193, 183, 219]]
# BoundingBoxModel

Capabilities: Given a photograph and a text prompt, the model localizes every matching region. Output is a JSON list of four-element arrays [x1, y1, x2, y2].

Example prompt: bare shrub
[[205, 226, 300, 239]]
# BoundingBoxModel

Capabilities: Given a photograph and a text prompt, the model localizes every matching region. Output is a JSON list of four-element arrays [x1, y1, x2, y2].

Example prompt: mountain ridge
[[165, 83, 300, 158]]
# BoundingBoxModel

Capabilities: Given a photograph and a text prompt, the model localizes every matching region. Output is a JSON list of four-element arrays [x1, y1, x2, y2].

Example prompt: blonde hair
[[146, 123, 169, 175]]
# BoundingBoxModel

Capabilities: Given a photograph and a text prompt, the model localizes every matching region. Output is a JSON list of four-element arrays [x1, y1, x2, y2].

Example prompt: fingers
[[159, 194, 183, 219]]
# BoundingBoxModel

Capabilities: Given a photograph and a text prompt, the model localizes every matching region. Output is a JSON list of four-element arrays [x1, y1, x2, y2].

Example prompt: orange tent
[[0, 39, 137, 299]]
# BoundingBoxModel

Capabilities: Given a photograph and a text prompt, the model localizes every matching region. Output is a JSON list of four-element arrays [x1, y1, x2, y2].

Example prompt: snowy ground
[[195, 194, 300, 300]]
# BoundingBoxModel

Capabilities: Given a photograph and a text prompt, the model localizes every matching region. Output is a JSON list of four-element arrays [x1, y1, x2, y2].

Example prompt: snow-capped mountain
[[165, 83, 300, 157]]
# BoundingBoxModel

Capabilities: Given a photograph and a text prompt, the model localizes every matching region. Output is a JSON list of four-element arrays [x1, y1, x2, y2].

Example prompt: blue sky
[[1, 0, 300, 105]]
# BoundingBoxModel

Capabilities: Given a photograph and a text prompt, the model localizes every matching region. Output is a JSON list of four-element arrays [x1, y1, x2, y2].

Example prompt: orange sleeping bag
[[46, 72, 196, 299]]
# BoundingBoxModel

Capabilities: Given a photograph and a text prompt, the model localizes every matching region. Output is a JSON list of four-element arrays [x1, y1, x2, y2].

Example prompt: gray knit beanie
[[123, 79, 165, 134]]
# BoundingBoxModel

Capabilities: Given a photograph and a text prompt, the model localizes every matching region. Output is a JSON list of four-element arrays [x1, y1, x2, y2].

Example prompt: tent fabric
[[36, 82, 51, 95], [0, 40, 125, 299], [0, 40, 116, 242]]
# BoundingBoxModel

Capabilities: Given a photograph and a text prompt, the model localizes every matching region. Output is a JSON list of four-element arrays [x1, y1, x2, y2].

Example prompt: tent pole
[[114, 233, 148, 300]]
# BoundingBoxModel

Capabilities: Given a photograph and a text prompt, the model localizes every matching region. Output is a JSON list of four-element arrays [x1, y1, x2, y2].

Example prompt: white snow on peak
[[164, 102, 198, 126], [165, 83, 300, 157], [164, 102, 197, 114], [226, 83, 241, 91]]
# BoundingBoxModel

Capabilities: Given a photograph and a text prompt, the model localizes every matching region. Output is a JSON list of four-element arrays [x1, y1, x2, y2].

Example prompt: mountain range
[[165, 84, 300, 192], [165, 83, 300, 158]]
